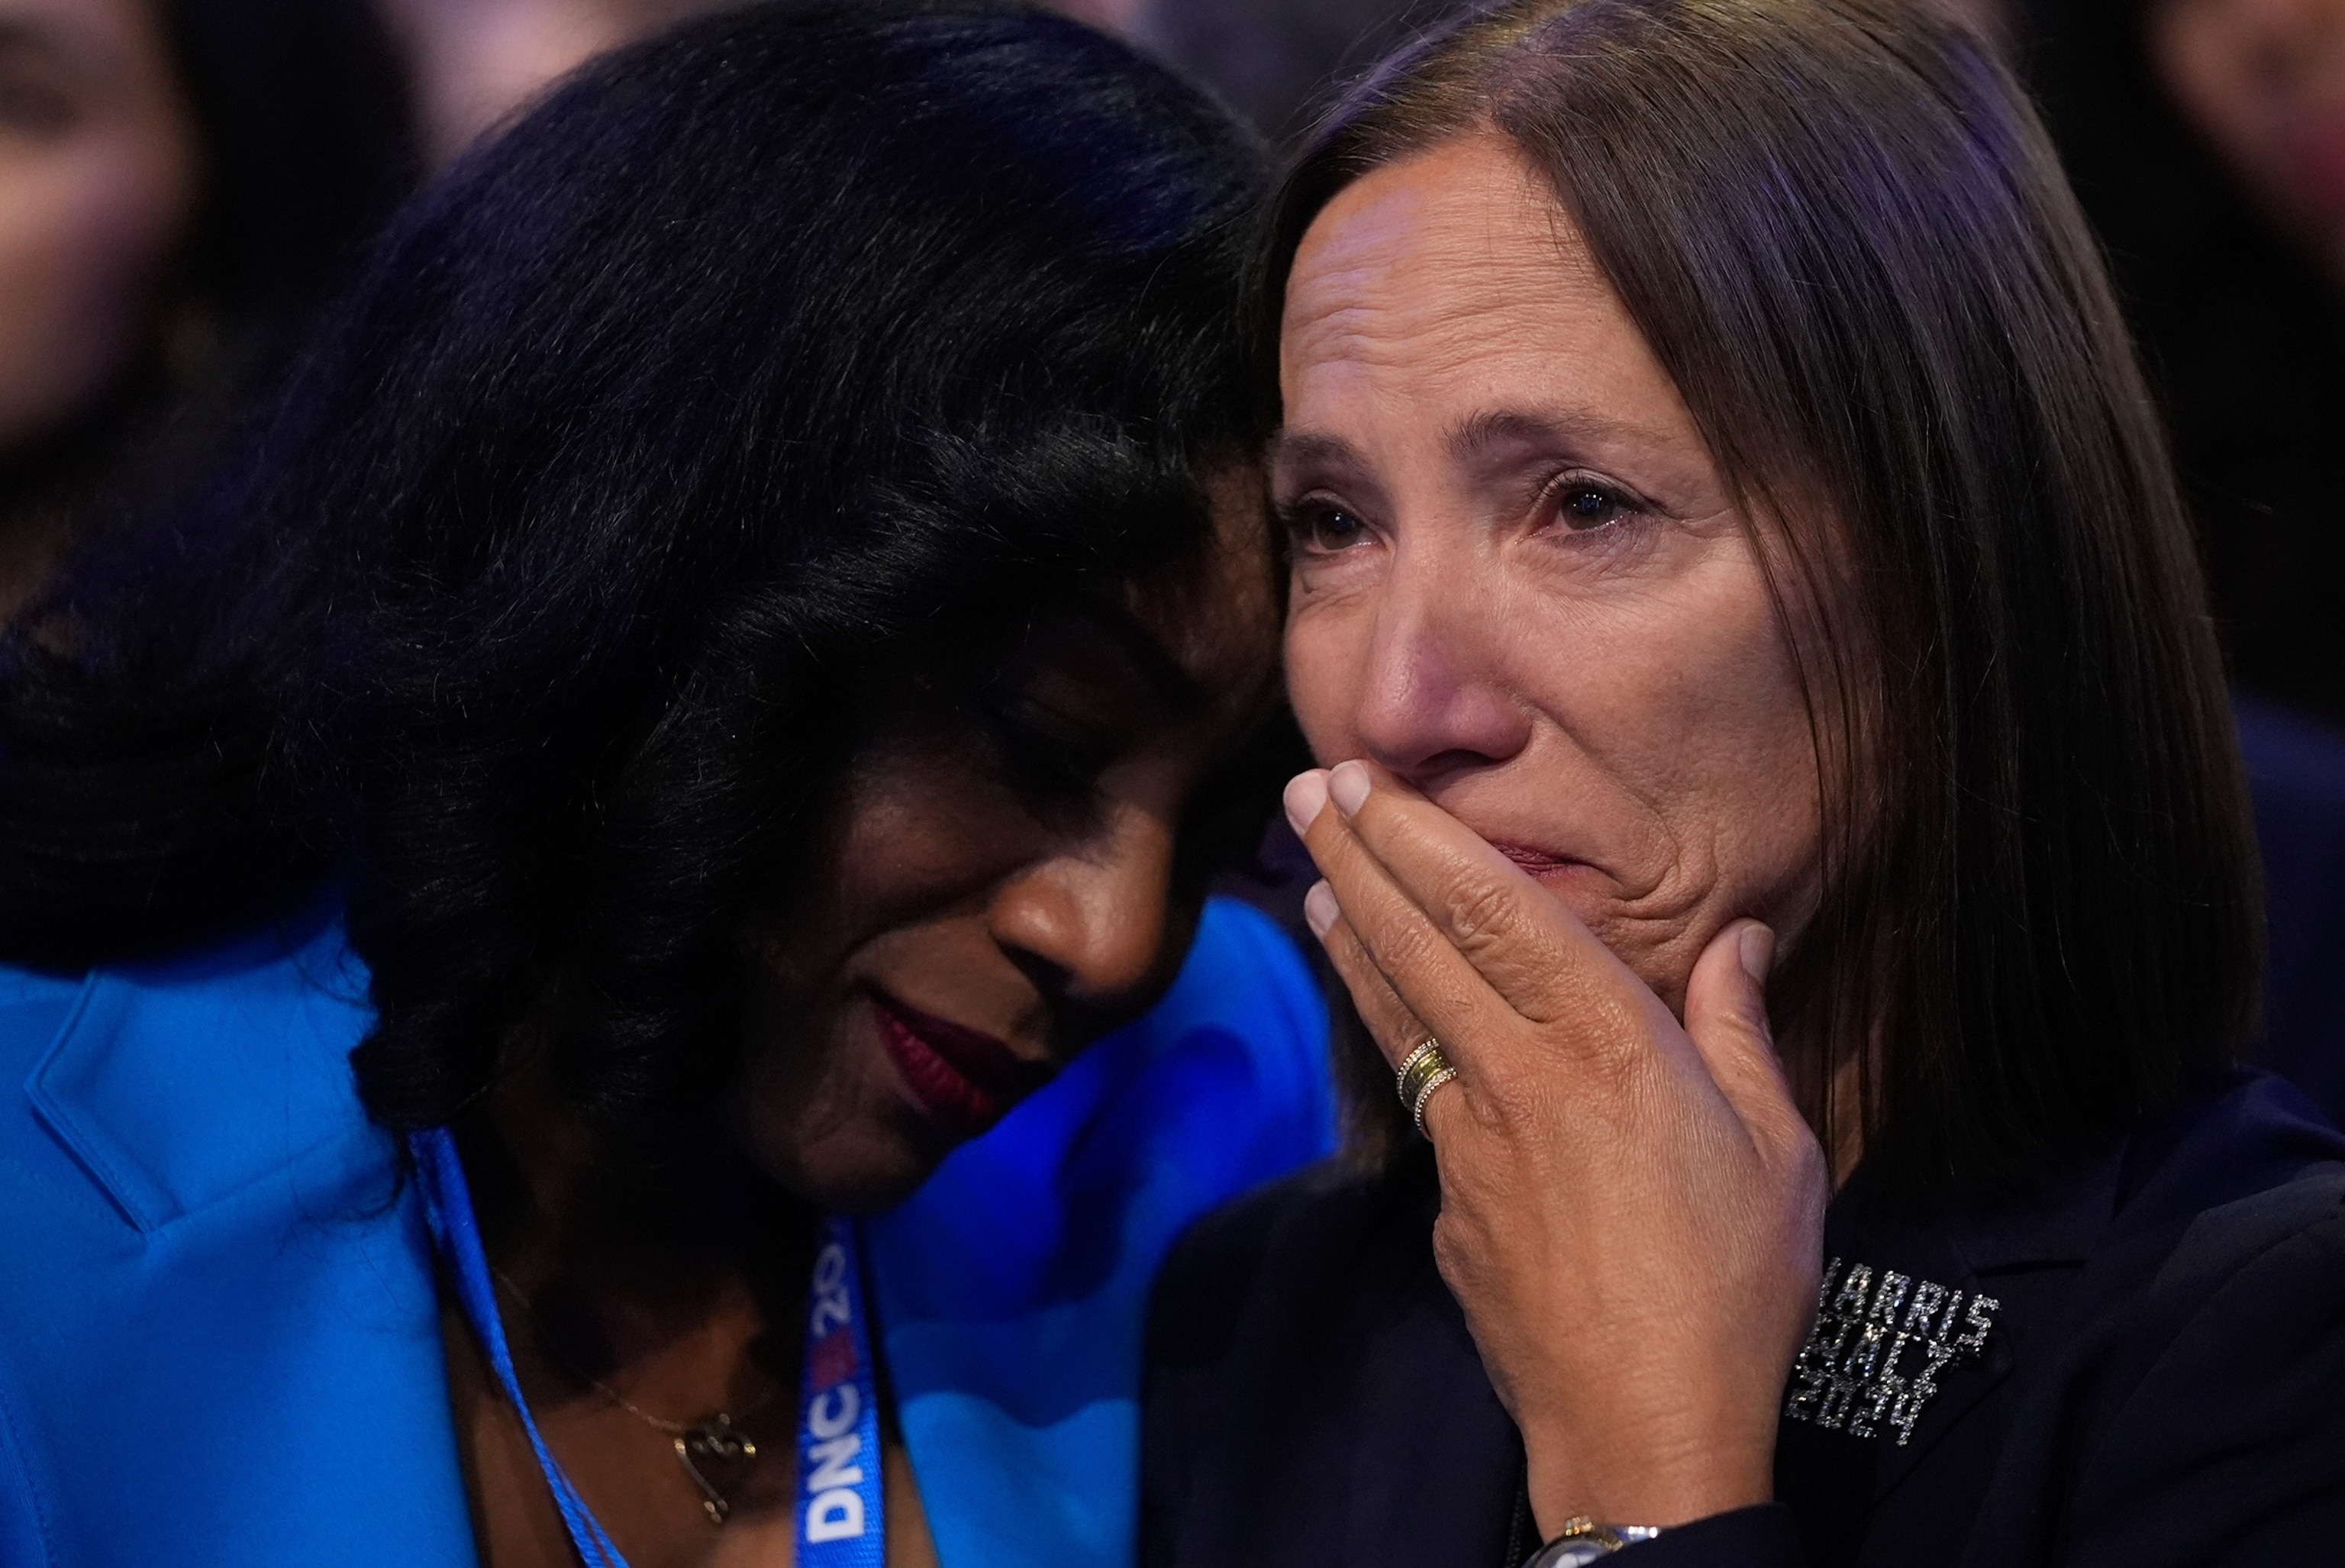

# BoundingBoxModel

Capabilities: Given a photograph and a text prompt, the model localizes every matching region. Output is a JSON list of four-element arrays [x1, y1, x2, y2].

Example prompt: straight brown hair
[[1272, 0, 2262, 1199]]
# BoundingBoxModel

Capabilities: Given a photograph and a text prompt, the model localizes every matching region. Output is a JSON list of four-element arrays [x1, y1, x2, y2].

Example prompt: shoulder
[[862, 905, 1333, 1568], [1151, 1143, 1434, 1357], [2084, 1070, 2345, 1379], [2103, 1091, 2345, 1446], [1152, 898, 1328, 1076], [1143, 1145, 1526, 1568], [2107, 1068, 2345, 1292], [0, 917, 471, 1566], [2092, 1086, 2345, 1479], [1088, 895, 1337, 1194], [2236, 695, 2345, 1122], [2153, 1163, 2345, 1301], [1979, 1073, 2345, 1563], [0, 905, 382, 1236]]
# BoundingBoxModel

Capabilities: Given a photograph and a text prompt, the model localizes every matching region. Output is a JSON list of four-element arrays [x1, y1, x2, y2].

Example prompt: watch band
[[1521, 1517, 1666, 1567]]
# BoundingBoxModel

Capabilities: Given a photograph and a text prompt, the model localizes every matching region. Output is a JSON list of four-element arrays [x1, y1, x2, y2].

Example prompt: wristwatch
[[1521, 1517, 1666, 1567]]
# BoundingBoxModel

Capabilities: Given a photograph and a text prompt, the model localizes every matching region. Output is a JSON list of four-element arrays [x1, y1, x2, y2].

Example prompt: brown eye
[[0, 73, 79, 139], [1287, 503, 1369, 555], [1555, 482, 1626, 531]]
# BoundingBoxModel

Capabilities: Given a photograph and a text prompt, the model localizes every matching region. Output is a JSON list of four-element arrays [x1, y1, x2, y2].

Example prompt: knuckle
[[1363, 923, 1425, 984], [1444, 876, 1517, 959], [1473, 1067, 1547, 1134], [1782, 1130, 1831, 1198], [1375, 992, 1429, 1048], [1429, 1209, 1476, 1289]]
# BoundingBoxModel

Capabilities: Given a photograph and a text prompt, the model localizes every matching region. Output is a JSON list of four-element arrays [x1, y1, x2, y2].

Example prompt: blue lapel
[[0, 911, 479, 1566]]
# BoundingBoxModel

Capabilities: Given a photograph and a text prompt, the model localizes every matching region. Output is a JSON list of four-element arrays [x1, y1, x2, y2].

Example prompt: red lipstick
[[870, 994, 1050, 1139]]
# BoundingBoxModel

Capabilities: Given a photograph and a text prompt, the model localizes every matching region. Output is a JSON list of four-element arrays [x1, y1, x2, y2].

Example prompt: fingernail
[[1284, 770, 1330, 839], [1328, 760, 1371, 818], [1740, 922, 1776, 985], [1304, 880, 1339, 940]]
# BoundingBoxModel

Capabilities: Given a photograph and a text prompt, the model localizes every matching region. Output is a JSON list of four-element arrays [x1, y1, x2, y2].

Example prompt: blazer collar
[[23, 904, 382, 1234]]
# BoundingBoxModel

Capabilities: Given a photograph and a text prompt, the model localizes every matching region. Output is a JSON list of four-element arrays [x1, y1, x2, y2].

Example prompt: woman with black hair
[[0, 5, 1331, 1565], [0, 0, 414, 618]]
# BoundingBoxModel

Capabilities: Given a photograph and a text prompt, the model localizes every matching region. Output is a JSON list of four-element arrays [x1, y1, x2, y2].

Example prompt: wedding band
[[1395, 1039, 1458, 1134]]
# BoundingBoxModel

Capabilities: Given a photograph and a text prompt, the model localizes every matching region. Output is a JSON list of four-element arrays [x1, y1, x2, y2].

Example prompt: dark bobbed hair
[[2, 2, 1271, 1145], [9, 0, 416, 522], [1274, 0, 2260, 1198]]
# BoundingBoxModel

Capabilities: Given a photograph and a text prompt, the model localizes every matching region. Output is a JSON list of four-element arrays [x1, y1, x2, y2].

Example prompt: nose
[[987, 804, 1176, 1015], [1350, 547, 1531, 784]]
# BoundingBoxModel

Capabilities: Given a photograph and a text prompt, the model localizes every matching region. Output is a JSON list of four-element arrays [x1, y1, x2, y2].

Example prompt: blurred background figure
[[1050, 0, 1150, 31], [378, 0, 733, 163], [2024, 0, 2345, 731], [2152, 0, 2345, 286], [1137, 0, 1457, 145], [0, 0, 413, 619], [1, 0, 762, 630], [1040, 0, 1466, 146]]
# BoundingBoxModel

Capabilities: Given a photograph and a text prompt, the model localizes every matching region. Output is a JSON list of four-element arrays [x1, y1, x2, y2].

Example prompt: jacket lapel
[[1, 916, 482, 1566], [1773, 1150, 2123, 1566]]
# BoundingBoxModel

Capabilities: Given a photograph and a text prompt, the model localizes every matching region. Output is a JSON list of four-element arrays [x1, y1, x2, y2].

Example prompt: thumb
[[1682, 920, 1800, 1139]]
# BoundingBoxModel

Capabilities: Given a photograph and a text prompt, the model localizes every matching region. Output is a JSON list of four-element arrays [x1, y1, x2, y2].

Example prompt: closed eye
[[981, 692, 1121, 808]]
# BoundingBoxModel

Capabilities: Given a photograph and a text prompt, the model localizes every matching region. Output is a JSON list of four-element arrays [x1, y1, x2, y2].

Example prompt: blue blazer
[[0, 897, 1331, 1567]]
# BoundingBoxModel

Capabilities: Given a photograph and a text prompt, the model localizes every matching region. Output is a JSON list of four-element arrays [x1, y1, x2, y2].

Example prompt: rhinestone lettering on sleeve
[[1782, 1257, 1999, 1446]]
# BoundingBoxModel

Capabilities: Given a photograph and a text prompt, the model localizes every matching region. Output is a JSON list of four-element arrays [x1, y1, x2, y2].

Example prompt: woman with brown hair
[[1142, 2, 2345, 1564]]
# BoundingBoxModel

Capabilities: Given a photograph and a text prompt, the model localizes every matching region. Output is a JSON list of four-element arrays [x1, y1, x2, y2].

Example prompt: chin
[[742, 1099, 956, 1215]]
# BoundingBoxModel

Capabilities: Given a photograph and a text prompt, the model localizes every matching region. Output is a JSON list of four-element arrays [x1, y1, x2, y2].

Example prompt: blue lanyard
[[412, 1129, 889, 1568], [795, 1216, 887, 1567], [413, 1128, 629, 1566]]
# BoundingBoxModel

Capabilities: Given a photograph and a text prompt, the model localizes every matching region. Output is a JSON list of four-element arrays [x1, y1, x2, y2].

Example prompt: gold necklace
[[491, 1268, 774, 1524]]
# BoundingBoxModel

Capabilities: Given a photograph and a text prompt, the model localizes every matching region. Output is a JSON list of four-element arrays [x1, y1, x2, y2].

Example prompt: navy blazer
[[2240, 693, 2345, 1123], [1142, 1071, 2345, 1567]]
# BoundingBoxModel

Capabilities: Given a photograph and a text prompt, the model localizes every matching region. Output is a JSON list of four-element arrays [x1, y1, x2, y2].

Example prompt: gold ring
[[1395, 1039, 1458, 1134]]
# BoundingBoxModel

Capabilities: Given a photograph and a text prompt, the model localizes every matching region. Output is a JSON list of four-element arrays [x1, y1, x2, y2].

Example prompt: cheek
[[826, 760, 1037, 928], [1518, 552, 1818, 884], [2150, 4, 2291, 160], [1284, 586, 1372, 763], [0, 135, 198, 452], [1648, 579, 1821, 904]]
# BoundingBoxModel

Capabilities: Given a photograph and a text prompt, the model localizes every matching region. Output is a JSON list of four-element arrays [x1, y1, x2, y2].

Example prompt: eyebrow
[[1447, 407, 1673, 463], [1265, 427, 1360, 475]]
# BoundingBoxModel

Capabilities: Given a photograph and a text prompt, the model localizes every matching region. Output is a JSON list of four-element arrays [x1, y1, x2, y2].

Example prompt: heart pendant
[[673, 1413, 760, 1524]]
